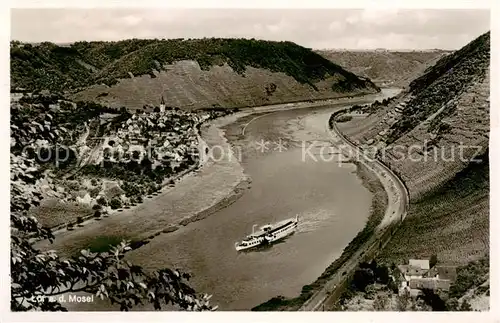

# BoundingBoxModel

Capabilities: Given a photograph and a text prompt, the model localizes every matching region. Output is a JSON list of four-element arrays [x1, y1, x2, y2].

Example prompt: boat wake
[[295, 210, 335, 233]]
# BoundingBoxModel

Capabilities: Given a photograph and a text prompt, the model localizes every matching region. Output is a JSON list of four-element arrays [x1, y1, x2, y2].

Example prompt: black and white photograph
[[5, 1, 496, 319]]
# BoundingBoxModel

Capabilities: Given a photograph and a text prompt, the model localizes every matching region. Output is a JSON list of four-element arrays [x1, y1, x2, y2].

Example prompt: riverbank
[[252, 161, 388, 311]]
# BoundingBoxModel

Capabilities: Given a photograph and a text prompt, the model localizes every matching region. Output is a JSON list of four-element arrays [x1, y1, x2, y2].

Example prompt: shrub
[[336, 115, 353, 123], [110, 198, 122, 210], [93, 210, 101, 218], [445, 297, 459, 311], [76, 217, 83, 225], [373, 294, 389, 311], [97, 196, 108, 206], [364, 284, 376, 300]]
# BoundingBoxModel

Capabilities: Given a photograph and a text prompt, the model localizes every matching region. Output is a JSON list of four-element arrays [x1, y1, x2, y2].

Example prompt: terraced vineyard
[[335, 31, 490, 265], [378, 150, 489, 265]]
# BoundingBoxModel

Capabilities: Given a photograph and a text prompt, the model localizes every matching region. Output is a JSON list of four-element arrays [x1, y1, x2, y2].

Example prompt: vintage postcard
[[4, 1, 496, 322]]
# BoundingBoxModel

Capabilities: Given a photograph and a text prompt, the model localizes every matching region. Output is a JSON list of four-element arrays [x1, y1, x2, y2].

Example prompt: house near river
[[398, 259, 457, 297]]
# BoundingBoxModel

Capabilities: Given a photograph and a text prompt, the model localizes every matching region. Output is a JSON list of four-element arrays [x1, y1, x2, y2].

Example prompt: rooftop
[[409, 259, 430, 270], [398, 265, 428, 277], [409, 278, 451, 291]]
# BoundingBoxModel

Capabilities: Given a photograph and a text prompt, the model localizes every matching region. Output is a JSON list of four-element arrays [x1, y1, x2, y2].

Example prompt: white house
[[397, 259, 457, 297], [397, 259, 430, 295]]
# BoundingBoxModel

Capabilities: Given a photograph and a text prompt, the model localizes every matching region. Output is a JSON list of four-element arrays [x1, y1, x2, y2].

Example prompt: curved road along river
[[300, 105, 409, 311], [43, 89, 401, 310]]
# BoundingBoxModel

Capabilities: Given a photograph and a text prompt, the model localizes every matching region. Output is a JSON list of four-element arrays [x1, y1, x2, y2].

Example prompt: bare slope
[[316, 49, 450, 87], [73, 61, 378, 110]]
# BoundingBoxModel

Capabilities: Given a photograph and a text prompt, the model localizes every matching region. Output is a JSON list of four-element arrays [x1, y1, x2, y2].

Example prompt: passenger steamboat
[[234, 215, 299, 251]]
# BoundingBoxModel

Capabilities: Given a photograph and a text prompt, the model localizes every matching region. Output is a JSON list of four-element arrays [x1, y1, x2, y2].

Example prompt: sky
[[10, 8, 490, 50]]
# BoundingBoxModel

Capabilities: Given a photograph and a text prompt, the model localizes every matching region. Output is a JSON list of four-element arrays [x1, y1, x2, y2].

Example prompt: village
[[11, 92, 234, 232]]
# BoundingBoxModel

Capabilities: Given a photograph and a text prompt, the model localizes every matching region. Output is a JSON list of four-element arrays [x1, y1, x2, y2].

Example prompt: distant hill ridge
[[11, 38, 379, 109], [316, 49, 451, 87]]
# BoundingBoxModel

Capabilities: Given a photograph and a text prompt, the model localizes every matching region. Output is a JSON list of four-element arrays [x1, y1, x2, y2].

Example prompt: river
[[126, 88, 400, 310], [50, 88, 400, 311]]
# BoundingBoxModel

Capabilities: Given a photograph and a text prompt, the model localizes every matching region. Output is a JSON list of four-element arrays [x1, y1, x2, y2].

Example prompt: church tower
[[160, 95, 166, 113]]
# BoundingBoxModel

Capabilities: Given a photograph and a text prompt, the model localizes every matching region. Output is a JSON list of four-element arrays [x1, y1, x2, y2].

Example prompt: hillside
[[11, 38, 379, 109], [316, 49, 451, 87], [336, 31, 490, 265]]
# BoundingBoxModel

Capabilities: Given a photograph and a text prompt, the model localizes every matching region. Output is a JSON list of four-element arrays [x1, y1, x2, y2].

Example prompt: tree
[[11, 151, 213, 311], [421, 288, 446, 311], [374, 264, 390, 284], [352, 267, 375, 292], [430, 254, 438, 268], [153, 106, 160, 113], [89, 187, 101, 198], [445, 297, 459, 310], [109, 198, 122, 210], [97, 196, 108, 206]]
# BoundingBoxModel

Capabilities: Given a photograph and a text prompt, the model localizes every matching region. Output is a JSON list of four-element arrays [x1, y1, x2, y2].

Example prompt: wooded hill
[[11, 38, 377, 94]]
